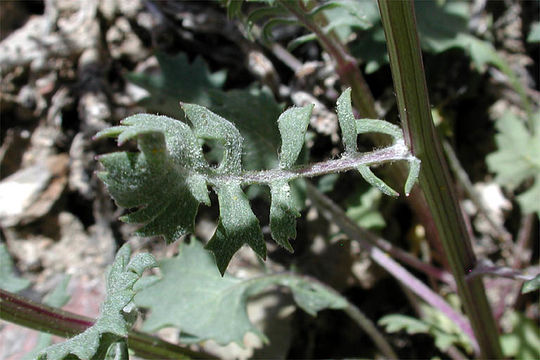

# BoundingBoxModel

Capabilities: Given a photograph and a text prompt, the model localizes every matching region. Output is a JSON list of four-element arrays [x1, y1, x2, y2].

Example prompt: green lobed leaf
[[97, 89, 419, 274], [134, 240, 347, 346], [317, 1, 372, 43], [0, 243, 30, 293], [38, 244, 157, 360], [486, 111, 540, 216], [96, 115, 208, 243]]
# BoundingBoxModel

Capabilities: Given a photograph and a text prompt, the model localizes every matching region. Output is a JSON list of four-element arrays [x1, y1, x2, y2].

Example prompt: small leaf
[[278, 104, 313, 169], [336, 88, 357, 154], [522, 274, 540, 294], [38, 244, 156, 360], [379, 314, 430, 334], [269, 180, 299, 252], [405, 157, 421, 196], [357, 165, 399, 197], [206, 182, 266, 275], [287, 33, 318, 51], [262, 17, 299, 41], [135, 240, 347, 346], [527, 21, 540, 43], [97, 89, 420, 275], [0, 244, 30, 293]]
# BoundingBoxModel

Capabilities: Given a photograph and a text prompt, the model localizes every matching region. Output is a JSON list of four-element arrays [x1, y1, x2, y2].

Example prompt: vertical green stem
[[377, 1, 502, 358]]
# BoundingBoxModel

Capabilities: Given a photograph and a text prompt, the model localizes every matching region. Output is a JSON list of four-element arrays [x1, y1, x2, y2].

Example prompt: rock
[[0, 154, 69, 227]]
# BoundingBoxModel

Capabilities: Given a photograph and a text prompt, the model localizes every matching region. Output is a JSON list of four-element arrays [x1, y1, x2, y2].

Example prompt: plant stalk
[[0, 289, 216, 360], [376, 1, 502, 358]]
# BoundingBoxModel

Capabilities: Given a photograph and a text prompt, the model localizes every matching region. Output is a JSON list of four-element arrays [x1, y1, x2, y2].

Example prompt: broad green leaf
[[206, 182, 266, 275], [0, 243, 30, 292], [521, 274, 540, 294], [486, 111, 540, 216], [278, 104, 313, 169], [500, 311, 540, 360], [38, 244, 157, 360], [134, 240, 347, 346], [127, 52, 226, 117]]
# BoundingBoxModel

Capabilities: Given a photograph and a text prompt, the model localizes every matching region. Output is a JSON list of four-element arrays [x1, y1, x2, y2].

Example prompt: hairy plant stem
[[377, 1, 502, 358], [0, 289, 215, 360], [306, 182, 476, 350], [207, 142, 410, 186]]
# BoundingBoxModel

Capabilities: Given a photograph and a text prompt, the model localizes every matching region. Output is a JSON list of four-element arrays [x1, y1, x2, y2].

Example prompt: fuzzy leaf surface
[[134, 240, 347, 346], [206, 182, 266, 274], [38, 244, 156, 360], [96, 114, 208, 243], [486, 111, 540, 216]]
